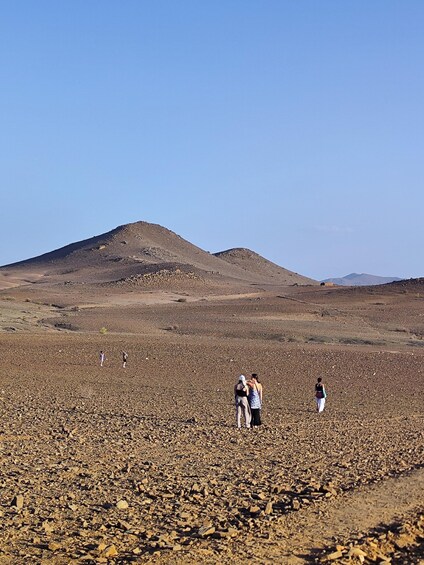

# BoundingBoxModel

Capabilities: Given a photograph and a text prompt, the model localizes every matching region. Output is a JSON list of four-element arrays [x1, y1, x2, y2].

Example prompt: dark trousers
[[251, 408, 261, 426]]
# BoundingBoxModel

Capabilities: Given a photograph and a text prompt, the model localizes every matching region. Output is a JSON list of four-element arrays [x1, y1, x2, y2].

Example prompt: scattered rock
[[103, 544, 118, 557], [198, 525, 216, 537], [11, 494, 24, 509]]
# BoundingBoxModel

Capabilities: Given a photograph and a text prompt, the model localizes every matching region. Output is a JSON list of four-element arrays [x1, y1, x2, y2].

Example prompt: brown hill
[[0, 221, 316, 290], [214, 248, 316, 285], [384, 277, 424, 290]]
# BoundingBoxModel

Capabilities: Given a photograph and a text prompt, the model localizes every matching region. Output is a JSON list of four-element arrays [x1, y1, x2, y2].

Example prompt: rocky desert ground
[[0, 222, 423, 564]]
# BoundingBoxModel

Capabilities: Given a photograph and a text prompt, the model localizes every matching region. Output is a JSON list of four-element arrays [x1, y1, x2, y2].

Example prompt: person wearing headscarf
[[234, 375, 251, 429]]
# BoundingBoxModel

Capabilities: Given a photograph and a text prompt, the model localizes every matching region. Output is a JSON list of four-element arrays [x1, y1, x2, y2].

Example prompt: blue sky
[[1, 1, 423, 280]]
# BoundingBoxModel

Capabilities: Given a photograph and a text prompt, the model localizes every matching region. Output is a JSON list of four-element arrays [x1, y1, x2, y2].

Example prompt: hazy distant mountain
[[322, 273, 402, 286]]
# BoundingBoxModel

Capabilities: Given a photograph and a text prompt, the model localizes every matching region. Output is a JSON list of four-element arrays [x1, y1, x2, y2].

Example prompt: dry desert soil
[[0, 222, 423, 564]]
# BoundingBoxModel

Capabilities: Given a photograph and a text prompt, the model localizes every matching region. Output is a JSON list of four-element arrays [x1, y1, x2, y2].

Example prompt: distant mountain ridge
[[322, 273, 402, 286]]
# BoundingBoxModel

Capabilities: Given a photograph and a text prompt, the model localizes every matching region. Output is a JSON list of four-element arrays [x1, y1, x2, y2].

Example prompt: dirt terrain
[[0, 222, 423, 563]]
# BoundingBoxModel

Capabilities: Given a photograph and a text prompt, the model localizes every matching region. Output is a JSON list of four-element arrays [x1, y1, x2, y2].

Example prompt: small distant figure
[[122, 351, 128, 368], [315, 377, 327, 412], [248, 373, 263, 427], [234, 375, 251, 429], [99, 351, 105, 367]]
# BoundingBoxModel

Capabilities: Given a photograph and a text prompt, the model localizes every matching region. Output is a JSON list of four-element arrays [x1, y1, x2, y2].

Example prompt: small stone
[[116, 499, 129, 510], [394, 533, 415, 549], [48, 541, 61, 551], [324, 550, 343, 561], [103, 545, 118, 557], [249, 505, 261, 515], [335, 545, 346, 552], [11, 495, 24, 509], [265, 502, 273, 515], [172, 544, 182, 551], [348, 547, 367, 558], [198, 525, 215, 537], [42, 521, 54, 534]]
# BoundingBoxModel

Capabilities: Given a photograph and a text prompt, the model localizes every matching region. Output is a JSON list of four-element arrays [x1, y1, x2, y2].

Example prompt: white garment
[[235, 397, 251, 428], [316, 397, 326, 412]]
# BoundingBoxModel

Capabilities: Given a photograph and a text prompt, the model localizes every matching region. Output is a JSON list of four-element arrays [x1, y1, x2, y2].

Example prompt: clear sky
[[1, 1, 423, 280]]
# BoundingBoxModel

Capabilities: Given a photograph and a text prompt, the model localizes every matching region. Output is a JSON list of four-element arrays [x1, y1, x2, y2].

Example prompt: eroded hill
[[0, 221, 316, 291]]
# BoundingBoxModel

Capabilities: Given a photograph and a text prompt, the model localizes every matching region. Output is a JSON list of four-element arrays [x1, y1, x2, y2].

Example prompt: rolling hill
[[0, 221, 317, 290], [214, 248, 310, 284]]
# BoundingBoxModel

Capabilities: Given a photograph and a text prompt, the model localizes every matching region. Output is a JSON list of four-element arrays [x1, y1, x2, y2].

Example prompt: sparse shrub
[[176, 298, 187, 303], [99, 327, 108, 335]]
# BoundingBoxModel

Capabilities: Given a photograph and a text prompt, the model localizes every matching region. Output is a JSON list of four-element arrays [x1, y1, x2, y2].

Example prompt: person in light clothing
[[234, 375, 251, 429], [315, 377, 327, 412], [248, 373, 263, 427]]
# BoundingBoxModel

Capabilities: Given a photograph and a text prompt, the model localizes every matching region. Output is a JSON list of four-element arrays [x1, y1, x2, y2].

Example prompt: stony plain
[[0, 222, 422, 564]]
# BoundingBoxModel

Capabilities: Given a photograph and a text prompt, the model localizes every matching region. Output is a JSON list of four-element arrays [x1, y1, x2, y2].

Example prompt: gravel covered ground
[[0, 332, 423, 563]]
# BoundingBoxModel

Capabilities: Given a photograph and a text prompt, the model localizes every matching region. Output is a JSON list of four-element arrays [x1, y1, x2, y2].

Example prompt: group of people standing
[[99, 351, 128, 368], [99, 351, 327, 425], [234, 374, 327, 428], [234, 373, 263, 429]]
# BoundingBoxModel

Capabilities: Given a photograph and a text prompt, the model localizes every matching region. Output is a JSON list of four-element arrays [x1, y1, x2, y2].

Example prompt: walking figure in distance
[[234, 375, 251, 429], [122, 351, 128, 368], [99, 351, 105, 367], [315, 377, 327, 412]]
